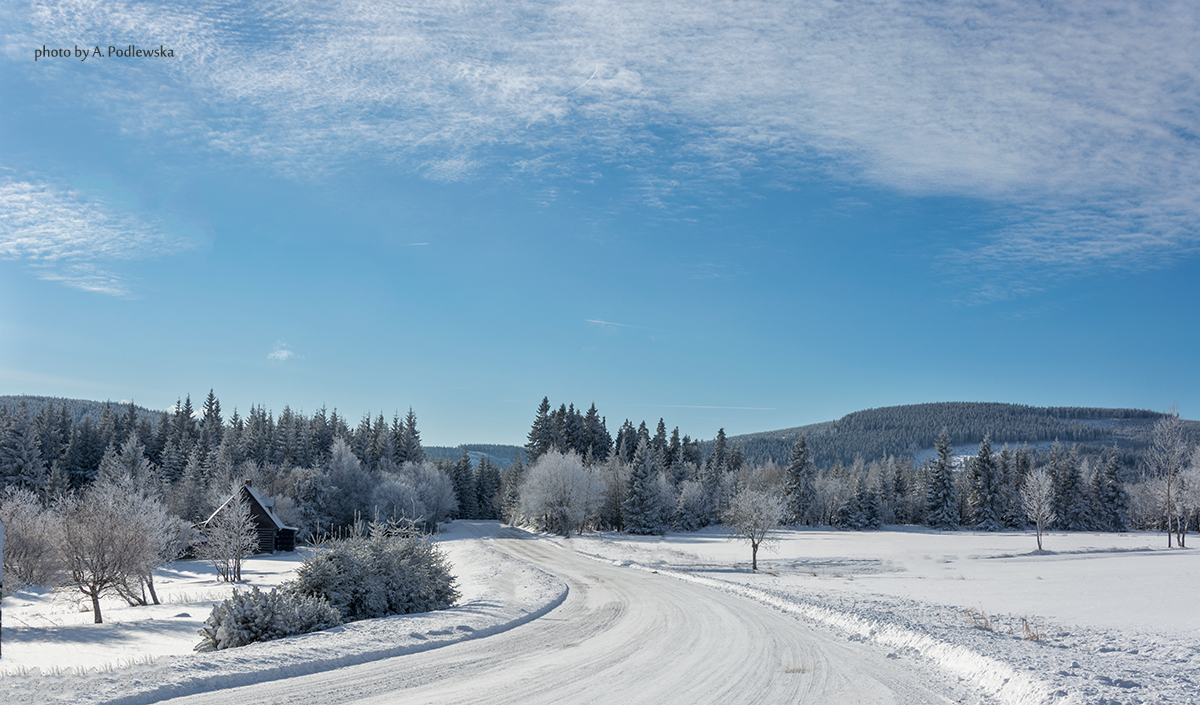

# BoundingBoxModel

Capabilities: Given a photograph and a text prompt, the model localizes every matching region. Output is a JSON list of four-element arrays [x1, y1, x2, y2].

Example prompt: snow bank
[[0, 522, 566, 704]]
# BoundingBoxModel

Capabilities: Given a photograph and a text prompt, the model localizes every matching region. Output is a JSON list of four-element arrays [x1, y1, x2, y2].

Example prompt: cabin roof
[[204, 484, 298, 532]]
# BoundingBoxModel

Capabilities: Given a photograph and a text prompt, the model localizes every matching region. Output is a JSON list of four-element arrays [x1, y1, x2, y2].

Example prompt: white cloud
[[18, 0, 1200, 281], [0, 179, 192, 296], [268, 341, 296, 362]]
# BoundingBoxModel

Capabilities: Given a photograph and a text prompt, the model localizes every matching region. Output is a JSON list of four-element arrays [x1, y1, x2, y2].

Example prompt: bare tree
[[723, 488, 784, 571], [199, 487, 258, 582], [59, 475, 160, 623], [1147, 408, 1189, 547], [1174, 453, 1200, 548], [1021, 467, 1056, 552], [519, 450, 603, 537]]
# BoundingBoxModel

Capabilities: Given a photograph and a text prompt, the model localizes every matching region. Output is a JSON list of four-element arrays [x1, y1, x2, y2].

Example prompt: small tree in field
[[1021, 467, 1056, 552], [200, 488, 258, 582], [723, 488, 784, 571]]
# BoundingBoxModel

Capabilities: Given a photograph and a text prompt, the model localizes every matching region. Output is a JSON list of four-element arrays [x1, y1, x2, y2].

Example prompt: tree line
[[0, 391, 513, 617], [508, 399, 1200, 548]]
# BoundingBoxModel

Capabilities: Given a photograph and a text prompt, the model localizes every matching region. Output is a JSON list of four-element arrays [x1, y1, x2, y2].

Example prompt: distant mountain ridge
[[0, 394, 163, 424], [715, 402, 1197, 469], [4, 395, 1194, 470]]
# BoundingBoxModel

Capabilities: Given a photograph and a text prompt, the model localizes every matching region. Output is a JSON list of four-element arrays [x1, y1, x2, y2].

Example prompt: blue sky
[[1, 0, 1197, 446]]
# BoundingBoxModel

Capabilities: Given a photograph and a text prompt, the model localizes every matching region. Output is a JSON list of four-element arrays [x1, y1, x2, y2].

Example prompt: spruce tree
[[476, 457, 503, 520], [0, 403, 48, 494], [525, 397, 554, 463], [1094, 447, 1129, 532], [500, 458, 525, 525], [402, 408, 425, 464], [452, 451, 479, 520], [623, 437, 664, 535], [1051, 444, 1090, 530], [968, 435, 1004, 531], [782, 436, 816, 525], [925, 428, 959, 529], [199, 390, 223, 456]]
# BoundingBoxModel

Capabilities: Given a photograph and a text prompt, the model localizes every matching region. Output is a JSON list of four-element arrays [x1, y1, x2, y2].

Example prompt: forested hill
[[720, 402, 1196, 469], [0, 395, 162, 425]]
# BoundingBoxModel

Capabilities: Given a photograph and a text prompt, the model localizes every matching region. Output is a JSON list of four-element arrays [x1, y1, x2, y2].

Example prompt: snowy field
[[550, 526, 1200, 704], [1, 523, 1197, 704]]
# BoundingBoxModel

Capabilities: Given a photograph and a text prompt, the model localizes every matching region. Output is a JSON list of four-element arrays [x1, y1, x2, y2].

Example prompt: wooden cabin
[[204, 480, 298, 553]]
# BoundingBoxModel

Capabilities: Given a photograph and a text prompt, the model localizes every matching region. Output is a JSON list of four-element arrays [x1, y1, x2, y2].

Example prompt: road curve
[[161, 526, 972, 704]]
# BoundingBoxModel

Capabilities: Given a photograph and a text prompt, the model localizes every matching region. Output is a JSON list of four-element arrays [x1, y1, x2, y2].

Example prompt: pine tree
[[925, 428, 959, 529], [402, 408, 425, 464], [623, 437, 664, 535], [1051, 444, 1090, 531], [0, 402, 48, 494], [199, 390, 223, 457], [666, 427, 682, 476], [581, 404, 611, 462], [652, 419, 668, 457], [710, 428, 728, 471], [500, 458, 526, 525], [476, 457, 503, 520], [452, 451, 479, 520], [782, 436, 816, 525], [1094, 447, 1129, 532], [64, 417, 103, 488], [968, 435, 1004, 531]]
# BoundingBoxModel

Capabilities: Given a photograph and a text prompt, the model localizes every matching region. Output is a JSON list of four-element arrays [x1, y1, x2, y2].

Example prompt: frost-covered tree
[[723, 487, 784, 571], [596, 455, 629, 530], [0, 403, 48, 495], [1092, 447, 1129, 532], [1021, 467, 1056, 552], [499, 458, 525, 525], [1, 487, 63, 594], [925, 429, 958, 529], [323, 438, 374, 532], [624, 437, 665, 535], [452, 451, 479, 520], [1050, 444, 1091, 531], [200, 485, 259, 582], [674, 479, 707, 531], [525, 397, 555, 463], [782, 436, 816, 525], [1147, 409, 1189, 547], [968, 435, 1004, 532], [475, 457, 503, 520], [406, 461, 458, 528], [59, 474, 163, 622], [519, 450, 603, 537]]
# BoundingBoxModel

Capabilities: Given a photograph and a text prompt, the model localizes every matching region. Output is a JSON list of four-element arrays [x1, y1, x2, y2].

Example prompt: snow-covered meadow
[[551, 526, 1200, 704], [2, 522, 1197, 704]]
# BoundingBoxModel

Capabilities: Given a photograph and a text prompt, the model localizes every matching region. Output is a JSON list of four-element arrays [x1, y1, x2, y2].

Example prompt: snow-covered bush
[[195, 585, 341, 652], [290, 524, 458, 621]]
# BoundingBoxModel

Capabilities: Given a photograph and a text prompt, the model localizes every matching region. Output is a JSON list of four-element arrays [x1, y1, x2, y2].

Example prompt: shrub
[[195, 585, 341, 652], [290, 524, 459, 622]]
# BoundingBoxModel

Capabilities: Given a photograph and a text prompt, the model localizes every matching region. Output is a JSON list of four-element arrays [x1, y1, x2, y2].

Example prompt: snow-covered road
[[156, 525, 974, 705]]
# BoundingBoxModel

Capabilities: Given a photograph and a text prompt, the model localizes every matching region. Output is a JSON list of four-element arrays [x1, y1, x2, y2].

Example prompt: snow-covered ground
[[2, 523, 1196, 704], [549, 526, 1200, 704], [0, 523, 566, 703]]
